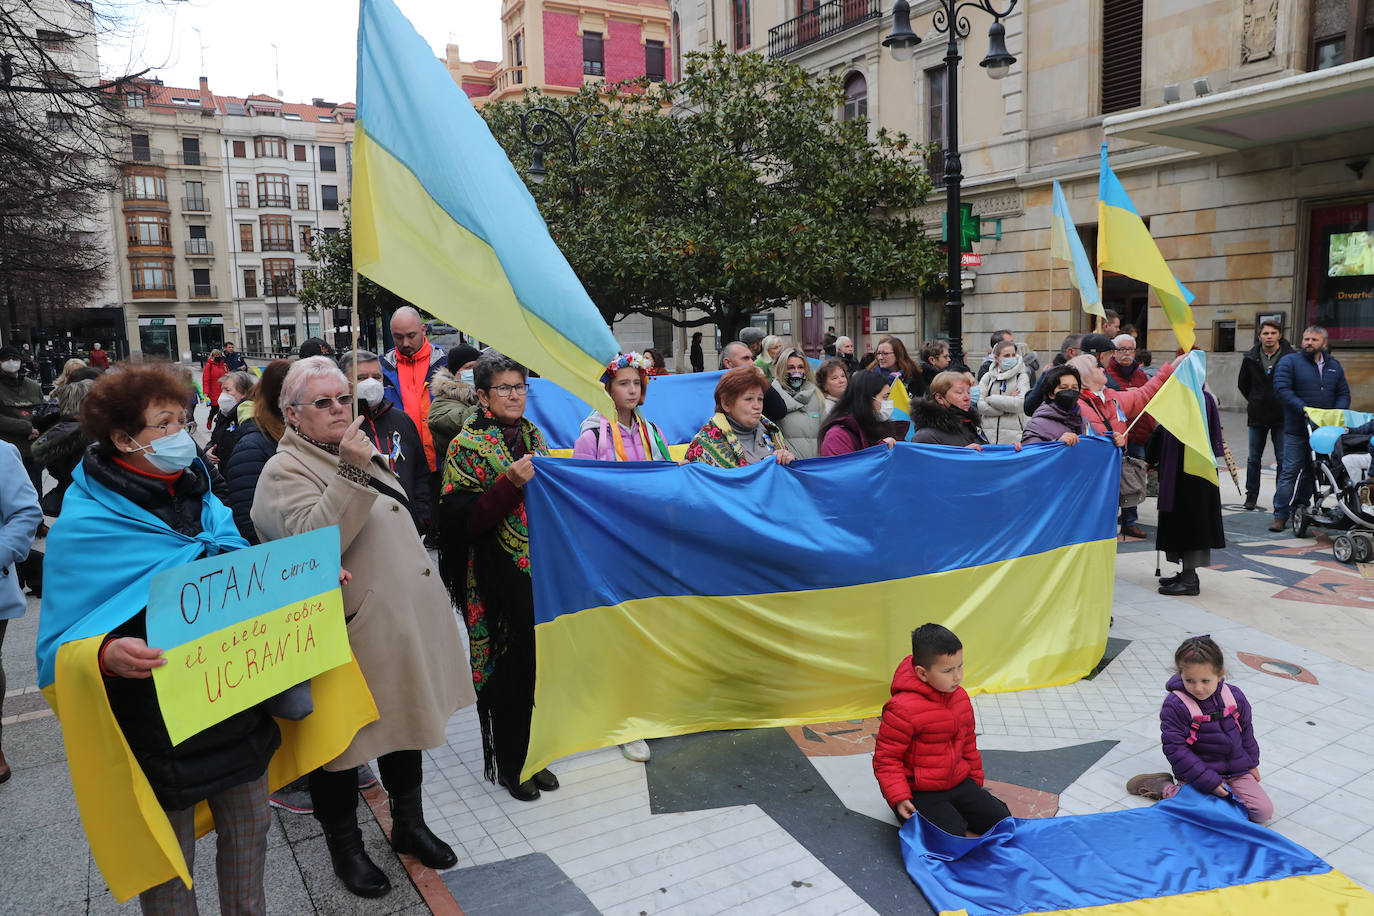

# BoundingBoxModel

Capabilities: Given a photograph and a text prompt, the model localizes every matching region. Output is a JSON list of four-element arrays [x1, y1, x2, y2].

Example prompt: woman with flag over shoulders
[[438, 350, 562, 803], [35, 364, 373, 911], [1154, 352, 1227, 597], [685, 367, 796, 467], [571, 352, 671, 763]]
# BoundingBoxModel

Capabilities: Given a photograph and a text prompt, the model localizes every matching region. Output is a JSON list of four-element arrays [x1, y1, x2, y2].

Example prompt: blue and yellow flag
[[1098, 144, 1196, 350], [519, 439, 1121, 780], [1050, 179, 1103, 319], [523, 370, 725, 456], [886, 371, 917, 441], [354, 0, 620, 409], [1141, 349, 1218, 484], [901, 785, 1373, 914]]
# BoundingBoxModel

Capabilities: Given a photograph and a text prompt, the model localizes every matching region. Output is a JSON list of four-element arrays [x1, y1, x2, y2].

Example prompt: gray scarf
[[726, 415, 774, 464]]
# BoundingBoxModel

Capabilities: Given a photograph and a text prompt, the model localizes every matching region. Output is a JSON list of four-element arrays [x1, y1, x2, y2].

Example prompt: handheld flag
[[886, 373, 917, 441], [1050, 179, 1103, 319], [354, 0, 620, 410], [1098, 144, 1197, 350], [1141, 349, 1218, 484]]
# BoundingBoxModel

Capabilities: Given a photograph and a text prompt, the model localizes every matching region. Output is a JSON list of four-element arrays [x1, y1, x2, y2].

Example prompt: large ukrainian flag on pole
[[1050, 179, 1103, 319], [1141, 349, 1219, 484], [1097, 144, 1197, 351], [354, 0, 620, 409]]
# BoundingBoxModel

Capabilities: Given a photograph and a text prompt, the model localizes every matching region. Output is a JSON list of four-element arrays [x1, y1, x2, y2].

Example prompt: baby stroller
[[1290, 407, 1374, 563]]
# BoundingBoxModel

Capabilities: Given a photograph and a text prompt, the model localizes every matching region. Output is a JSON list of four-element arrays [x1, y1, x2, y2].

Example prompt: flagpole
[[350, 268, 360, 420]]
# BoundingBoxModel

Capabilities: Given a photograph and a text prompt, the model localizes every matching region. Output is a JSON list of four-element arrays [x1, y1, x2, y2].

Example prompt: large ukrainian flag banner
[[901, 785, 1373, 914], [1097, 144, 1197, 351], [354, 0, 620, 409], [520, 438, 1121, 781]]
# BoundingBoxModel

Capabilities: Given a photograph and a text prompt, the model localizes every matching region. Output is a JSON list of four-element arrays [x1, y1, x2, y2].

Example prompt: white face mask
[[217, 392, 237, 415], [875, 399, 894, 422], [460, 368, 475, 385], [1, 360, 19, 375], [357, 377, 386, 407]]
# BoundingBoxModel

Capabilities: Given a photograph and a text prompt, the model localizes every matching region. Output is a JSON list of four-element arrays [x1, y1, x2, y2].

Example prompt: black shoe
[[498, 773, 541, 802], [320, 818, 391, 898], [388, 789, 458, 870], [1158, 571, 1200, 596], [1158, 571, 1182, 587], [1242, 499, 1257, 511], [531, 768, 559, 792]]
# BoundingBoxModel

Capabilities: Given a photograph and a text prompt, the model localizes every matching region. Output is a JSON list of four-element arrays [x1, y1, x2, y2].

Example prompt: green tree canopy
[[480, 45, 942, 341]]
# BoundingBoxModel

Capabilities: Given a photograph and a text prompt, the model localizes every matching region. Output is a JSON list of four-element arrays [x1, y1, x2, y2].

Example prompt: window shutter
[[1102, 0, 1143, 114]]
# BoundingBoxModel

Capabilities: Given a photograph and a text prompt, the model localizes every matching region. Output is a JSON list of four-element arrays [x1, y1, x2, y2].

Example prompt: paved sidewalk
[[3, 440, 1372, 914]]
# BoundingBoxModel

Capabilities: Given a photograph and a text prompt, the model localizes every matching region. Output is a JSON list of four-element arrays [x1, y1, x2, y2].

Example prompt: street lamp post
[[517, 106, 604, 209], [884, 0, 1016, 367]]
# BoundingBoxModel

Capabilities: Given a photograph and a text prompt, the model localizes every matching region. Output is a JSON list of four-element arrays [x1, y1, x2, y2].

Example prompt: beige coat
[[251, 427, 473, 770]]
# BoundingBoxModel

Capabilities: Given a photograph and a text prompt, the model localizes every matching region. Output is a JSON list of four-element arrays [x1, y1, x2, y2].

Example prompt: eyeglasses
[[296, 394, 353, 410], [486, 384, 528, 398], [143, 417, 189, 434]]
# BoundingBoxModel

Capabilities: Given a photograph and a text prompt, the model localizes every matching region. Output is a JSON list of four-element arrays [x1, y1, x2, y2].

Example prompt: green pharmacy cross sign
[[942, 203, 1003, 250]]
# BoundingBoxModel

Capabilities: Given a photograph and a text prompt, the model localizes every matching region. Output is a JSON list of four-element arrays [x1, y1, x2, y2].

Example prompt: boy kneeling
[[872, 623, 1010, 835]]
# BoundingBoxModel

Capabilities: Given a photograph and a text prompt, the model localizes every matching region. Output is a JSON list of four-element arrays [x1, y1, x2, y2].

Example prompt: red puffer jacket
[[872, 655, 985, 806]]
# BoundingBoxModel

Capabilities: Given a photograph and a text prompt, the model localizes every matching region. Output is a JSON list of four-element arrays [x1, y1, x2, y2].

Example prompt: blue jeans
[[1273, 431, 1312, 521], [1246, 423, 1284, 505], [1120, 442, 1147, 528]]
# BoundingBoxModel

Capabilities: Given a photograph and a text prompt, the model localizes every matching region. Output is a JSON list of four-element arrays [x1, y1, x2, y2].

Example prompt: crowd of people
[[0, 305, 1359, 910]]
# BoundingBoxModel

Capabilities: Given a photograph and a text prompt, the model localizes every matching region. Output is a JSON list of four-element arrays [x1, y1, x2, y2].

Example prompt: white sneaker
[[620, 740, 650, 762]]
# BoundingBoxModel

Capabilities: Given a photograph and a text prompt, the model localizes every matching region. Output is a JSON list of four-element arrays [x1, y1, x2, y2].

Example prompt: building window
[[127, 214, 170, 247], [187, 224, 209, 255], [257, 173, 290, 207], [733, 0, 751, 50], [513, 32, 525, 66], [321, 185, 339, 210], [842, 71, 867, 121], [319, 146, 336, 171], [1310, 0, 1373, 70], [263, 258, 295, 296], [583, 32, 604, 76], [293, 144, 307, 161], [122, 174, 167, 201], [180, 137, 201, 166], [1101, 0, 1143, 114], [926, 66, 946, 187], [299, 224, 313, 252], [1305, 200, 1374, 343], [131, 259, 174, 292], [254, 135, 286, 158], [232, 140, 246, 158], [184, 181, 205, 208], [37, 29, 74, 51], [297, 184, 310, 210], [125, 92, 144, 108], [239, 223, 254, 252], [235, 181, 250, 208], [260, 214, 293, 251], [243, 269, 258, 298], [645, 40, 666, 82], [672, 13, 682, 85], [191, 268, 213, 297]]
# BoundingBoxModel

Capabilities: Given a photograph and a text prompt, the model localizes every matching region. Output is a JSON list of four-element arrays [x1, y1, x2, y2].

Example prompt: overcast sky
[[97, 0, 503, 103]]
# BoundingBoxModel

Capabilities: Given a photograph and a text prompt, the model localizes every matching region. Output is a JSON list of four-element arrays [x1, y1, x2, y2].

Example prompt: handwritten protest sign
[[148, 527, 351, 745]]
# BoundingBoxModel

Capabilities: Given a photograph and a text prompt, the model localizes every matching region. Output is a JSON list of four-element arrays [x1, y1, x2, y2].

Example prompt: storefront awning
[[1104, 58, 1374, 155]]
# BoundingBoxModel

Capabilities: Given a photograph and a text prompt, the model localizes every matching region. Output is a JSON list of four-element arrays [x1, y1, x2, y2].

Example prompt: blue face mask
[[132, 427, 198, 473], [999, 356, 1018, 370], [460, 369, 475, 384]]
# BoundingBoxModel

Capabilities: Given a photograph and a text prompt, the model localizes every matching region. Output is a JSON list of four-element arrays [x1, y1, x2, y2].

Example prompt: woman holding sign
[[439, 351, 561, 802], [252, 356, 473, 898], [36, 365, 281, 913]]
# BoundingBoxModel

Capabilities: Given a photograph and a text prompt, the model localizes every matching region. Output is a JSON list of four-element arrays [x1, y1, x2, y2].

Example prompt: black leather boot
[[1158, 570, 1200, 596], [498, 772, 541, 801], [1158, 571, 1182, 587], [319, 815, 391, 898], [389, 788, 458, 869], [531, 768, 559, 791]]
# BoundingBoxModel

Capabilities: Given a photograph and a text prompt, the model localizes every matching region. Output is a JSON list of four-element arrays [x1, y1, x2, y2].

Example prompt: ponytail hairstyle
[[1174, 635, 1224, 676]]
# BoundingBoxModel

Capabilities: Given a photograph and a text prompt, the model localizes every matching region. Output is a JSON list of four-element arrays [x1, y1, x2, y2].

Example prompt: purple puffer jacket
[[1160, 673, 1260, 794], [1021, 401, 1085, 445]]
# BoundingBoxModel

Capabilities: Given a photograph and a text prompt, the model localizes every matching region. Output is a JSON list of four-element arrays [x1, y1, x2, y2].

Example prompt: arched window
[[843, 72, 867, 121]]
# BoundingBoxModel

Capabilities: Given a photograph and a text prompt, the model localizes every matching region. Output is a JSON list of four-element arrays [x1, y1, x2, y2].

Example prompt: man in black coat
[[1236, 319, 1293, 511], [345, 349, 430, 536]]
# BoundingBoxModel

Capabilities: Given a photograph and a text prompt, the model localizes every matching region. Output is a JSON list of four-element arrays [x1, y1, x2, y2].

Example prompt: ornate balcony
[[768, 0, 883, 58]]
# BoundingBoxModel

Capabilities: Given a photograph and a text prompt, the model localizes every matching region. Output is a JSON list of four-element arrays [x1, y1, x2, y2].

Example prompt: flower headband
[[600, 352, 658, 385]]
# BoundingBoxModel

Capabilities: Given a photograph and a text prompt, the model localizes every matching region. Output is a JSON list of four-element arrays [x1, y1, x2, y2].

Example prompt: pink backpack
[[1171, 684, 1241, 745]]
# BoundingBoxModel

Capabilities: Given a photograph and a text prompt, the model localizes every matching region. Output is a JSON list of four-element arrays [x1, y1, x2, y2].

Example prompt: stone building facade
[[670, 0, 1374, 400]]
